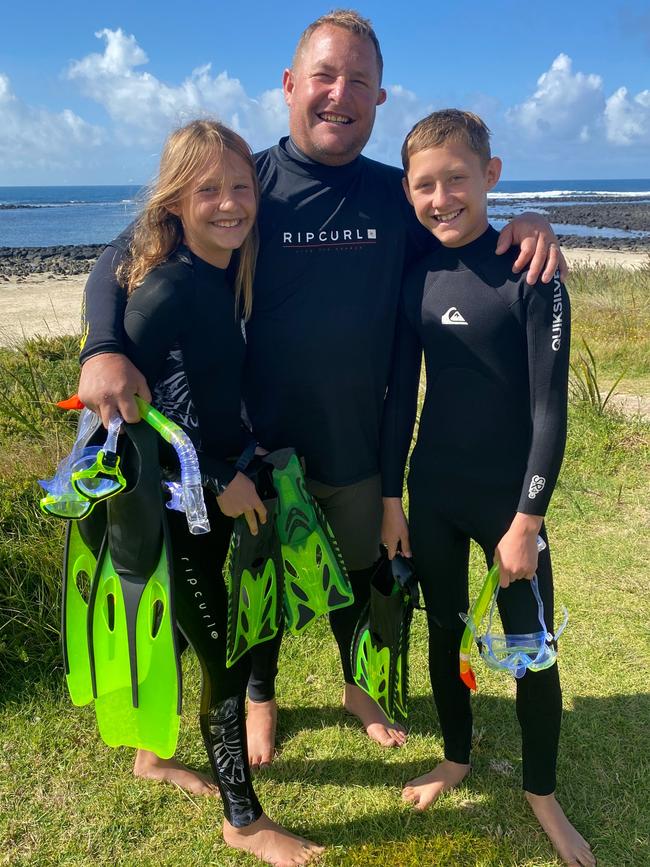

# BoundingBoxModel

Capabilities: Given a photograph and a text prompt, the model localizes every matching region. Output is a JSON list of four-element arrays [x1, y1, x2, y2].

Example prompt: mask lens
[[40, 493, 91, 519]]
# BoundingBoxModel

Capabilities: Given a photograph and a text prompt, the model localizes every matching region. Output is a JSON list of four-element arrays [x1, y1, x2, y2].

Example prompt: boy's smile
[[403, 141, 501, 248]]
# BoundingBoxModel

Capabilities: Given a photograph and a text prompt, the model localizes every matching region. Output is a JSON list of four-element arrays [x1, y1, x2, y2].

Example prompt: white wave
[[489, 190, 650, 200]]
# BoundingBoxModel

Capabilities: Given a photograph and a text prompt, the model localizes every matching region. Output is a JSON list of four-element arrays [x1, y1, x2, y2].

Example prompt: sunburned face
[[403, 141, 502, 248], [283, 24, 387, 167], [172, 149, 257, 268]]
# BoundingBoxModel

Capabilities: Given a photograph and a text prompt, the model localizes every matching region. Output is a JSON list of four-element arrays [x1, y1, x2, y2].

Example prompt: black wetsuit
[[80, 137, 434, 697], [381, 227, 570, 794], [123, 247, 261, 827]]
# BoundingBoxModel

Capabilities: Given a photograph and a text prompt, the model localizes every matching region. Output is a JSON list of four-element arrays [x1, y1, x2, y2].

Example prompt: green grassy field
[[1, 263, 648, 866]]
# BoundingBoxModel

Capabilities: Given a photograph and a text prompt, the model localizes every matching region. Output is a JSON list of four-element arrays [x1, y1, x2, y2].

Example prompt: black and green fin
[[224, 498, 282, 667], [265, 448, 353, 635], [351, 554, 420, 723], [87, 421, 182, 759]]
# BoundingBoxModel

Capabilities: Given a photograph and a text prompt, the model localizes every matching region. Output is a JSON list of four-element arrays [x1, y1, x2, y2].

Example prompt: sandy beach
[[0, 246, 648, 348]]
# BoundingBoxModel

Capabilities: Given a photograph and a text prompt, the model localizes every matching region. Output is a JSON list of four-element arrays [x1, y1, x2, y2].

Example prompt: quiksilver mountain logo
[[282, 228, 377, 247], [551, 272, 563, 351], [441, 307, 468, 325]]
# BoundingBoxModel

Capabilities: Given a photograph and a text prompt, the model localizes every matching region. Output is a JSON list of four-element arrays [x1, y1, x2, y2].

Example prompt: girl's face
[[174, 148, 257, 268]]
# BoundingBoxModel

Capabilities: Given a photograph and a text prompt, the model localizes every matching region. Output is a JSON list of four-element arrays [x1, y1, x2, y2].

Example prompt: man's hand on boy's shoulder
[[495, 213, 567, 285]]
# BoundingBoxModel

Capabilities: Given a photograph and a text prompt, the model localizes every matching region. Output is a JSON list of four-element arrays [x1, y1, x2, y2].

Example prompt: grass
[[1, 265, 649, 865]]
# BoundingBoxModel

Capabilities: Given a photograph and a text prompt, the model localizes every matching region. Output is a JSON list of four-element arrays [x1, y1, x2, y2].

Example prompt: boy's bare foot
[[525, 791, 596, 866], [247, 698, 277, 769], [343, 683, 407, 747], [133, 749, 217, 795], [402, 759, 471, 810], [223, 813, 324, 866]]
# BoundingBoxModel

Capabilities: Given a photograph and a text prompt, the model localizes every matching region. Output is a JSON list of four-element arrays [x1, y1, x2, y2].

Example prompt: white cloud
[[605, 86, 650, 144], [2, 34, 649, 184], [366, 84, 435, 165], [67, 28, 287, 149], [506, 54, 604, 141], [0, 72, 102, 174]]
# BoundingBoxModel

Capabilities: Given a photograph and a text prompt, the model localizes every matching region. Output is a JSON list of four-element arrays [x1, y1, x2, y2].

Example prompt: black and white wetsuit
[[80, 136, 434, 696], [381, 226, 570, 794], [124, 247, 261, 827]]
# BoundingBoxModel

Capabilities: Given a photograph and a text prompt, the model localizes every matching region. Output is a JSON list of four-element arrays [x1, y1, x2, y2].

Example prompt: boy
[[380, 110, 594, 867]]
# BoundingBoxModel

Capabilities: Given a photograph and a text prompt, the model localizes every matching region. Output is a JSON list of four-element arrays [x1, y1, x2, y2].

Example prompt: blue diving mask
[[461, 574, 568, 681]]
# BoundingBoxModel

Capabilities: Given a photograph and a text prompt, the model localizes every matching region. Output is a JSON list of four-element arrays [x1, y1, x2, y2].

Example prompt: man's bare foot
[[402, 759, 471, 811], [343, 683, 407, 747], [525, 791, 596, 866], [133, 749, 217, 795], [247, 698, 277, 769], [223, 813, 324, 867]]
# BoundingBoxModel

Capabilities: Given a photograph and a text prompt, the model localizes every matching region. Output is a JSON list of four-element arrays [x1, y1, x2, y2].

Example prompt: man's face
[[403, 142, 501, 248], [283, 24, 386, 167]]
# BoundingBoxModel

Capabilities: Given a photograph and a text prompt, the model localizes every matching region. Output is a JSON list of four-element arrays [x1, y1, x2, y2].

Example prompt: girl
[[118, 119, 323, 867]]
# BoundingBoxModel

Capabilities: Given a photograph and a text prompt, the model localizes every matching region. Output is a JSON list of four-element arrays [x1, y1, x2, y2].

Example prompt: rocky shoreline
[[0, 245, 104, 278], [1, 202, 648, 277]]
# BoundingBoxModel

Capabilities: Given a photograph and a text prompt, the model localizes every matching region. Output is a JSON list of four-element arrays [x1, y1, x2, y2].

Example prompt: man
[[78, 10, 565, 790]]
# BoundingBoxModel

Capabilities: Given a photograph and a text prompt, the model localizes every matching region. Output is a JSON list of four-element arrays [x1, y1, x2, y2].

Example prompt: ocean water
[[1, 180, 649, 248]]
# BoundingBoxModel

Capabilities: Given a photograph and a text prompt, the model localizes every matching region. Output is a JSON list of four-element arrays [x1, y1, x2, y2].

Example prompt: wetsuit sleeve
[[380, 287, 423, 497], [517, 271, 571, 515], [123, 275, 238, 492], [79, 243, 129, 364]]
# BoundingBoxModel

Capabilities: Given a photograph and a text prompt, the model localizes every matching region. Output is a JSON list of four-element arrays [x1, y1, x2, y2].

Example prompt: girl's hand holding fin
[[217, 472, 267, 535], [381, 497, 412, 560]]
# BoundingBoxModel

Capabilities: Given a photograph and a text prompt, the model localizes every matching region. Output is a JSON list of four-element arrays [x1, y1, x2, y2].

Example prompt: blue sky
[[2, 0, 649, 184]]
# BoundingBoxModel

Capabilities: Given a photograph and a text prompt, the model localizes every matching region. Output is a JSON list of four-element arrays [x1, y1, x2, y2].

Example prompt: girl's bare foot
[[343, 683, 407, 747], [402, 759, 471, 810], [133, 749, 217, 795], [247, 698, 277, 769], [525, 792, 596, 866], [223, 813, 324, 866]]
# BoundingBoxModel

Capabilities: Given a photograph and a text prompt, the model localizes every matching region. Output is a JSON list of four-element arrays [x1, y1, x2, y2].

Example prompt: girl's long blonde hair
[[117, 119, 259, 319]]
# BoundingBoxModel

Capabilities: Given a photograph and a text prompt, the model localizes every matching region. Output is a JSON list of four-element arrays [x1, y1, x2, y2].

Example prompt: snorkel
[[132, 396, 209, 535], [50, 395, 210, 535], [459, 536, 567, 689]]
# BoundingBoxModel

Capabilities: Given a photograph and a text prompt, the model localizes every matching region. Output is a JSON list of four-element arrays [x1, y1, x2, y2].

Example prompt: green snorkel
[[133, 396, 210, 536], [50, 395, 210, 535]]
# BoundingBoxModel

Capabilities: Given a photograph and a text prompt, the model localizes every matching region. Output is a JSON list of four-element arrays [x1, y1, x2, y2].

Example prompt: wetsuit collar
[[278, 136, 362, 183], [437, 225, 500, 269]]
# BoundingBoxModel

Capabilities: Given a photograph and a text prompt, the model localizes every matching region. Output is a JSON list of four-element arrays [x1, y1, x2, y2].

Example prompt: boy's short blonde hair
[[401, 109, 492, 172]]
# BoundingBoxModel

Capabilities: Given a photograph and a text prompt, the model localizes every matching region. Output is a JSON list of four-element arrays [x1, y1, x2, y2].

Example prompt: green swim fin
[[224, 498, 282, 668], [62, 503, 106, 706], [351, 554, 420, 723], [265, 448, 353, 635], [88, 421, 182, 759], [61, 409, 106, 707]]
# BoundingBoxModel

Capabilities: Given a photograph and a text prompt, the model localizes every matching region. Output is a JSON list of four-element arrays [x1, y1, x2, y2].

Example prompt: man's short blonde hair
[[293, 9, 383, 81], [402, 109, 492, 172]]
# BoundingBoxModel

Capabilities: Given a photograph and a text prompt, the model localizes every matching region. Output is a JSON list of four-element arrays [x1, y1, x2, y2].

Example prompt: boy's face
[[403, 141, 501, 247]]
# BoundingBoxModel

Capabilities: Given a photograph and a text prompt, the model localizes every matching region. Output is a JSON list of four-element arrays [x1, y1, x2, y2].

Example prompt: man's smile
[[317, 112, 353, 124]]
